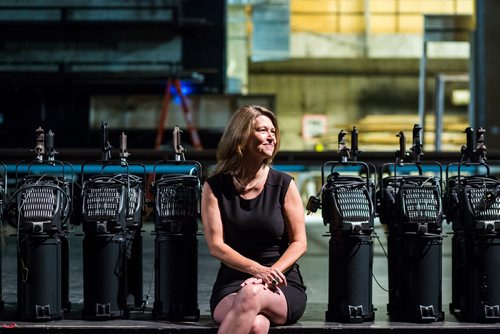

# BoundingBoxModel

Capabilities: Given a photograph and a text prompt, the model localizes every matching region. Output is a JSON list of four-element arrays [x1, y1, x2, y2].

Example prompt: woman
[[201, 105, 307, 334]]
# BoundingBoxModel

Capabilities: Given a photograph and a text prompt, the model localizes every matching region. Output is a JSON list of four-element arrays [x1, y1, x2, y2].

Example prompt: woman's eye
[[256, 128, 275, 134]]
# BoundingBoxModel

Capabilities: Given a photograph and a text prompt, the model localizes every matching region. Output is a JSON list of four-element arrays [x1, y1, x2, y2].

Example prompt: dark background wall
[[0, 0, 225, 149]]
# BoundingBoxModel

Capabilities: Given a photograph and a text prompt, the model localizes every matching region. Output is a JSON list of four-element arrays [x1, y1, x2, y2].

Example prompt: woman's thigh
[[213, 293, 236, 323]]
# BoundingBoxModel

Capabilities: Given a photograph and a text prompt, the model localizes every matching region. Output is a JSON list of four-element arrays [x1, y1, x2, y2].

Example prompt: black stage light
[[152, 126, 201, 321], [309, 128, 376, 323], [81, 173, 144, 319], [9, 128, 74, 321], [445, 127, 500, 322], [377, 125, 444, 322], [81, 123, 145, 319]]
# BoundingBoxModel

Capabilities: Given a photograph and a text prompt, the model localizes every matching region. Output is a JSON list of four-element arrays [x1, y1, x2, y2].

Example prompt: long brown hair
[[213, 105, 280, 175]]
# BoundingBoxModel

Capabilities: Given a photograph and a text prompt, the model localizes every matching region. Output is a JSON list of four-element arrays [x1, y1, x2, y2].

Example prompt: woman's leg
[[249, 314, 270, 334], [215, 300, 270, 334], [213, 284, 287, 334], [213, 293, 236, 323]]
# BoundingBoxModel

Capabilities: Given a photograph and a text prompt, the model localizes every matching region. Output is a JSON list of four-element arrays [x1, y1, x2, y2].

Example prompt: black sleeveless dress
[[206, 168, 307, 325]]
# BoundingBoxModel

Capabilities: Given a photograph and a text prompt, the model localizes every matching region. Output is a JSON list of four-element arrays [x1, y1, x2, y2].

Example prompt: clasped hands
[[241, 266, 287, 291]]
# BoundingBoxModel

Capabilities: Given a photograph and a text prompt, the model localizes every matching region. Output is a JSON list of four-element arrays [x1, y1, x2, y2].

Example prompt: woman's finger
[[272, 267, 287, 286], [241, 277, 260, 287]]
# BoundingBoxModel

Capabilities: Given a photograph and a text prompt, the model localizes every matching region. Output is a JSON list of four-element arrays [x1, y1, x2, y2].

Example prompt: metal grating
[[402, 187, 440, 223], [157, 184, 197, 221], [467, 187, 500, 221], [336, 187, 371, 224], [84, 186, 122, 221], [20, 187, 56, 223]]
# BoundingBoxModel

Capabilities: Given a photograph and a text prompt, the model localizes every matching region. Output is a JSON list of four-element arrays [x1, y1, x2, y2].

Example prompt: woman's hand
[[246, 265, 287, 290], [268, 267, 287, 289]]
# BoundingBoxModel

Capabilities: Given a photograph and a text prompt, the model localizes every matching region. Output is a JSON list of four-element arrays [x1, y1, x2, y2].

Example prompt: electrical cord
[[371, 230, 389, 292]]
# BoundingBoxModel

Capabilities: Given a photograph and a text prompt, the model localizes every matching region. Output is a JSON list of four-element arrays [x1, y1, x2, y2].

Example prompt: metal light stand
[[377, 124, 445, 322], [8, 127, 74, 321], [152, 126, 201, 321], [81, 122, 146, 319], [445, 127, 500, 322], [308, 127, 376, 323]]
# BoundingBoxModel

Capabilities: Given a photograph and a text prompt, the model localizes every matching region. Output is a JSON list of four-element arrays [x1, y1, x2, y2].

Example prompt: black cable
[[371, 230, 389, 292], [372, 272, 388, 293], [142, 256, 155, 313]]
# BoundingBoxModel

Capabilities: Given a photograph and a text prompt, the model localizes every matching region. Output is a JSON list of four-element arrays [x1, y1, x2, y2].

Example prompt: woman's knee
[[233, 284, 264, 313], [249, 314, 270, 334]]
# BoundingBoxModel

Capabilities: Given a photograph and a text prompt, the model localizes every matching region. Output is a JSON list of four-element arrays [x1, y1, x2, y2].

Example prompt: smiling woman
[[201, 105, 308, 334]]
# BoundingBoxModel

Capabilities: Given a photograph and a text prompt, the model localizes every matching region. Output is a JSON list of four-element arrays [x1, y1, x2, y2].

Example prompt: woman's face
[[247, 115, 276, 159]]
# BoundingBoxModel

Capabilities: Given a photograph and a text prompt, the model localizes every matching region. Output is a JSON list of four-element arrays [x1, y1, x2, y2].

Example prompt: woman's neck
[[236, 163, 264, 180], [232, 164, 267, 191]]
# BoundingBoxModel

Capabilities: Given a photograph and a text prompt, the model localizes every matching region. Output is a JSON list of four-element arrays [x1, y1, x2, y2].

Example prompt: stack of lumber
[[324, 113, 469, 152]]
